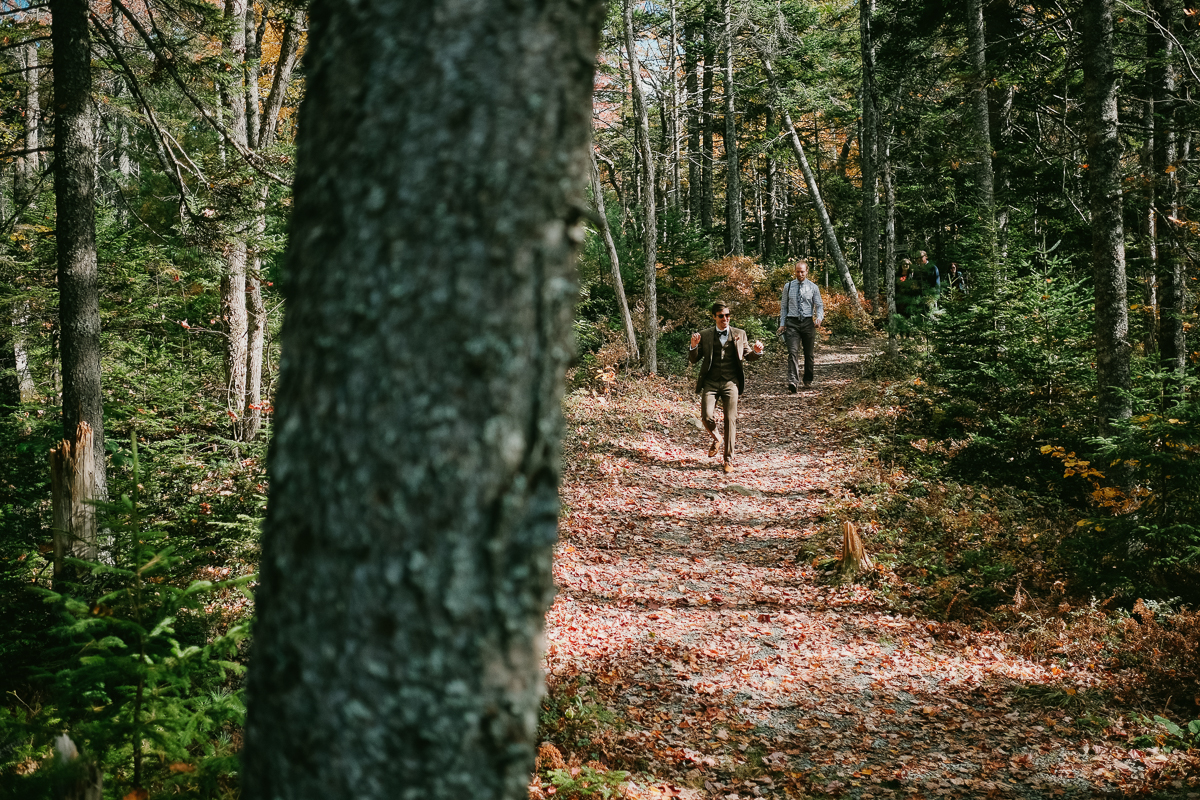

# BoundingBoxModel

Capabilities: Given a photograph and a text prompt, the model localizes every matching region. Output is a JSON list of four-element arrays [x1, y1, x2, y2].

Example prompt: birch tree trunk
[[668, 0, 681, 213], [591, 154, 640, 363], [242, 9, 307, 442], [760, 52, 861, 309], [241, 2, 604, 798], [220, 0, 251, 441], [1081, 0, 1131, 429], [685, 19, 701, 222], [723, 0, 742, 256], [51, 0, 107, 503], [623, 0, 658, 374], [701, 12, 716, 230]]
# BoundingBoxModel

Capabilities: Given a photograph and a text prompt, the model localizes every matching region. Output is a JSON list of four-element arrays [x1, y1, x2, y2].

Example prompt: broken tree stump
[[837, 521, 874, 580], [50, 422, 99, 585]]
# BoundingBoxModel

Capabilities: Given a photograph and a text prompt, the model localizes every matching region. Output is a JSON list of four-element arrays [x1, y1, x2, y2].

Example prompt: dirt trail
[[549, 340, 1193, 799]]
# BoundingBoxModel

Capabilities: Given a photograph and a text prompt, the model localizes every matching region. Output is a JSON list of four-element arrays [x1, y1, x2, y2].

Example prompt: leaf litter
[[541, 341, 1198, 799]]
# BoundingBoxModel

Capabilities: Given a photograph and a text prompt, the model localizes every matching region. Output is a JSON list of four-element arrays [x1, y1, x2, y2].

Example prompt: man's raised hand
[[690, 331, 702, 348], [753, 340, 764, 354]]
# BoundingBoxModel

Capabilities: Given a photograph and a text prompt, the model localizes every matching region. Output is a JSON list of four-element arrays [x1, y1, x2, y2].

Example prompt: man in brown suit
[[689, 301, 764, 473]]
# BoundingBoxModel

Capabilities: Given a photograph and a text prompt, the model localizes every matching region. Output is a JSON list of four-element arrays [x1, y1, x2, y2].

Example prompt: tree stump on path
[[50, 422, 99, 585], [837, 521, 874, 580]]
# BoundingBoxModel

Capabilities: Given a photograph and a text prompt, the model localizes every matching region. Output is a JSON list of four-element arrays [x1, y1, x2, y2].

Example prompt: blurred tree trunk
[[624, 0, 658, 374], [241, 1, 604, 798], [1081, 0, 1131, 429], [52, 0, 107, 503], [722, 0, 742, 256]]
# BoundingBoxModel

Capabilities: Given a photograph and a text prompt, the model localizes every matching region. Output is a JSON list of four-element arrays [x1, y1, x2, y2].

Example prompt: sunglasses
[[716, 313, 731, 318]]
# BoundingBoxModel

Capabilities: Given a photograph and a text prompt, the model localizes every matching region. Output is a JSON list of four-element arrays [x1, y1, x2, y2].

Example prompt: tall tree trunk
[[16, 41, 41, 208], [764, 106, 776, 262], [51, 0, 107, 504], [221, 0, 251, 441], [1081, 0, 1131, 429], [1141, 48, 1159, 354], [967, 0, 996, 259], [668, 0, 681, 213], [245, 4, 262, 151], [859, 0, 880, 303], [1149, 0, 1184, 377], [9, 42, 40, 404], [722, 0, 742, 255], [882, 113, 897, 318], [591, 153, 640, 363], [624, 0, 658, 374], [240, 9, 307, 442], [241, 2, 604, 799], [685, 19, 702, 221], [759, 51, 861, 309], [701, 10, 716, 230]]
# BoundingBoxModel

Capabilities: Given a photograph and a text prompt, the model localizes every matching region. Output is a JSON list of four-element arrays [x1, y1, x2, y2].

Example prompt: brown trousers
[[701, 379, 739, 462]]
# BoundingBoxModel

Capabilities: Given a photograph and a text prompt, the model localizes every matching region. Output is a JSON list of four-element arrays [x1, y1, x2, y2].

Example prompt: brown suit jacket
[[688, 326, 763, 395]]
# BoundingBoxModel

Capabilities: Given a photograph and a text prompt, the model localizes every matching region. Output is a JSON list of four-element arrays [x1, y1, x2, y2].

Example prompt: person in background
[[776, 259, 824, 393], [947, 262, 968, 296], [689, 302, 764, 474], [896, 258, 922, 320]]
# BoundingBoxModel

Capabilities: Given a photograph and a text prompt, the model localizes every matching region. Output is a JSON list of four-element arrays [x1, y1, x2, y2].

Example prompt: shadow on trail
[[551, 339, 1193, 799]]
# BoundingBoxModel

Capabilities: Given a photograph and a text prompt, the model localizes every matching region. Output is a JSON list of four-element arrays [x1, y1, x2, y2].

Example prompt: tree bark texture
[[722, 0, 742, 256], [52, 0, 106, 500], [966, 0, 996, 240], [1149, 0, 1185, 376], [221, 0, 251, 440], [882, 121, 897, 317], [50, 422, 98, 585], [240, 3, 605, 800], [623, 0, 658, 374], [591, 154, 640, 364], [684, 19, 702, 222], [701, 12, 716, 230], [1081, 0, 1131, 427], [859, 0, 880, 303]]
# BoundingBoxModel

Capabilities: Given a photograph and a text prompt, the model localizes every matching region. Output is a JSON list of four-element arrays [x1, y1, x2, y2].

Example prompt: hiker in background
[[947, 262, 968, 296], [776, 259, 825, 393]]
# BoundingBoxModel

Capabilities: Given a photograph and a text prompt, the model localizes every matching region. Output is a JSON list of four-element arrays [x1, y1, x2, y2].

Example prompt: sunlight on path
[[550, 341, 1189, 799]]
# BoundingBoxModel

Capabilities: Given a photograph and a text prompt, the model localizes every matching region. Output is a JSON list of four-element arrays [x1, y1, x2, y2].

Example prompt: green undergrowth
[[838, 268, 1200, 713]]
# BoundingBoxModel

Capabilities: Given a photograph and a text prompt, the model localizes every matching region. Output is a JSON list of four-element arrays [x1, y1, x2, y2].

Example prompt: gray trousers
[[701, 379, 739, 461], [783, 316, 816, 386]]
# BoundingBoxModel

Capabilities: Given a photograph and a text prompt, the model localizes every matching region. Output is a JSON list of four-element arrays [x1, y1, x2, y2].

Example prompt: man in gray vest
[[689, 301, 764, 473], [777, 259, 824, 392]]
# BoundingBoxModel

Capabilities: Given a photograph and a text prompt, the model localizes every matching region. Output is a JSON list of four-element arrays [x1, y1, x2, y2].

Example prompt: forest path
[[549, 339, 1188, 800]]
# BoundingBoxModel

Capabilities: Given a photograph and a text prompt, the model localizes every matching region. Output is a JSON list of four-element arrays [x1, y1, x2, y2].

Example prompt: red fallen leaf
[[758, 614, 772, 623], [123, 791, 149, 800]]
